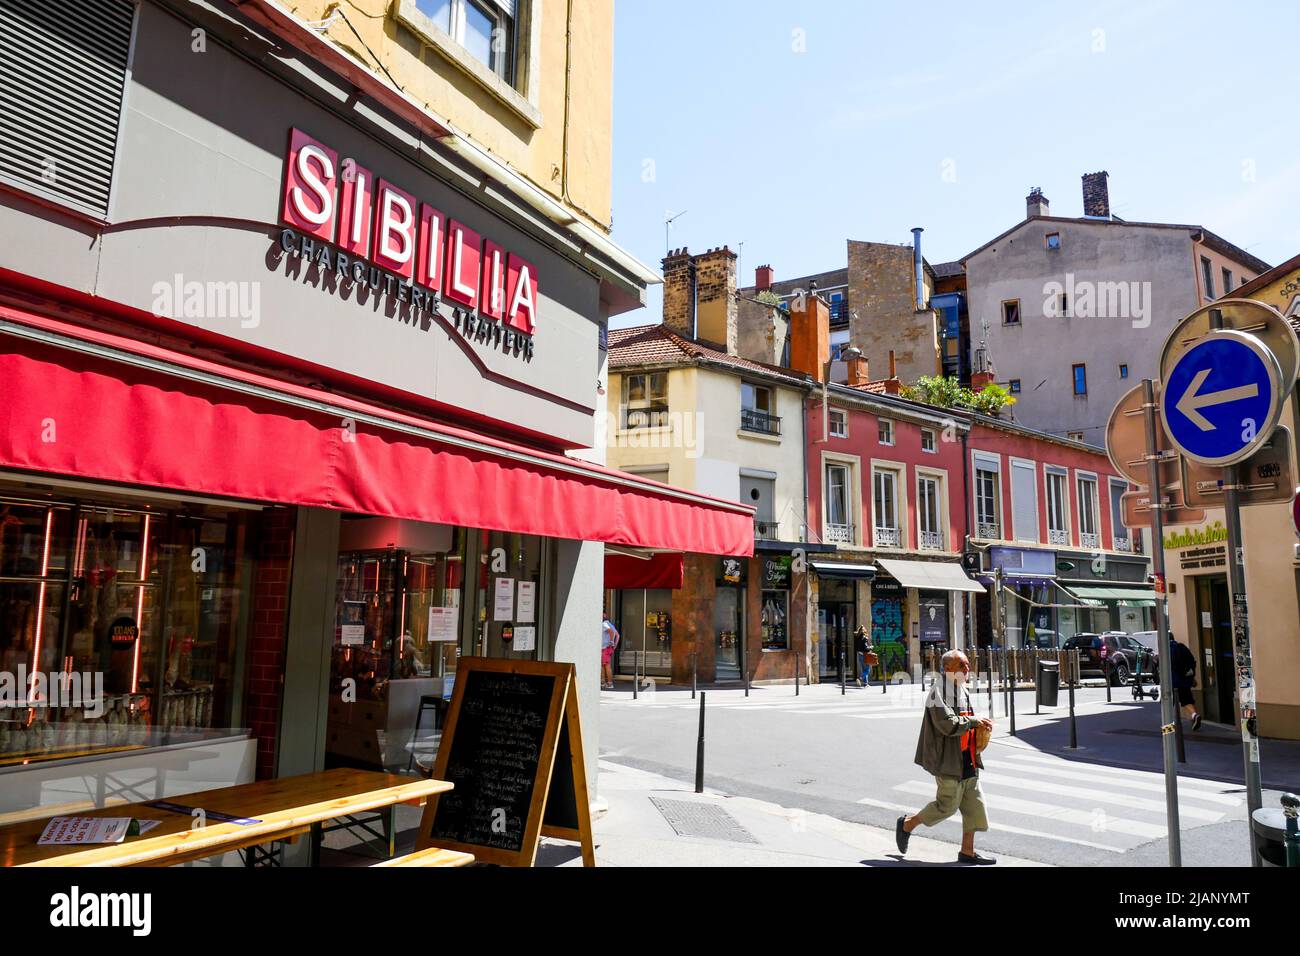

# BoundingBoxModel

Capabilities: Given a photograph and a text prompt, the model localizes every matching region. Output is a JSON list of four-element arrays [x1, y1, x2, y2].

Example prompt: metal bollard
[[1283, 793, 1299, 868], [633, 650, 639, 701], [794, 652, 799, 697], [744, 665, 750, 698], [692, 651, 697, 700], [1008, 651, 1017, 737], [1105, 658, 1112, 703], [1067, 667, 1078, 750], [695, 692, 706, 794], [839, 647, 846, 696]]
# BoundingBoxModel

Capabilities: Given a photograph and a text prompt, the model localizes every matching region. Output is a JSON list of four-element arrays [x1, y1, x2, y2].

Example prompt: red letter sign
[[481, 240, 507, 319], [372, 179, 417, 280], [337, 161, 374, 259], [505, 254, 538, 334], [416, 204, 445, 290], [443, 221, 482, 309], [281, 128, 337, 241]]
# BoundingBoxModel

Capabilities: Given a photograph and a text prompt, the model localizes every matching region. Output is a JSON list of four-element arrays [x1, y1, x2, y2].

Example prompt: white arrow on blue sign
[[1160, 330, 1284, 466]]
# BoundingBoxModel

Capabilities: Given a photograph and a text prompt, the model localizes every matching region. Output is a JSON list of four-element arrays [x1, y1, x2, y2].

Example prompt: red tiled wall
[[246, 508, 295, 779]]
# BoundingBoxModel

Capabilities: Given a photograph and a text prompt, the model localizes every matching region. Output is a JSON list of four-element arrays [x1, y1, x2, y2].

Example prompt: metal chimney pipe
[[911, 227, 925, 311]]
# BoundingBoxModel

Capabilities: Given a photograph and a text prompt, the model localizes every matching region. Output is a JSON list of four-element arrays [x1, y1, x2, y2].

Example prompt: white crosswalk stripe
[[993, 753, 1243, 806], [975, 772, 1223, 821], [892, 780, 1167, 840]]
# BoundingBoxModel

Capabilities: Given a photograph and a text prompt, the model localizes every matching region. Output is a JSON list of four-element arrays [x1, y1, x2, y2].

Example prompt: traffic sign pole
[[1142, 378, 1182, 868], [1206, 309, 1267, 866]]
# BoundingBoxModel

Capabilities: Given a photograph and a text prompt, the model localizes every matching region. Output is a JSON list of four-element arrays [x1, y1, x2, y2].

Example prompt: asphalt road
[[598, 679, 1300, 866]]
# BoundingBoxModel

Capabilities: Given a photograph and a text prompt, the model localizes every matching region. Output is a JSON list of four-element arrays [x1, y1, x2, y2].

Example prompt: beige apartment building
[[1160, 254, 1300, 739]]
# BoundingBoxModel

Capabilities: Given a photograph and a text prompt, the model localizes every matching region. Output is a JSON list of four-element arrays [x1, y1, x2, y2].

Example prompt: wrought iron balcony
[[755, 520, 780, 540], [875, 526, 901, 548], [740, 407, 781, 435], [919, 530, 944, 551], [1080, 532, 1099, 550], [1113, 536, 1132, 553], [1048, 529, 1070, 546], [976, 521, 1000, 540], [825, 522, 854, 545]]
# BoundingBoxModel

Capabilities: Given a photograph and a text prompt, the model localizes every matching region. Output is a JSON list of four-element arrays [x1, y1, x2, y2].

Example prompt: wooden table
[[1, 768, 451, 867]]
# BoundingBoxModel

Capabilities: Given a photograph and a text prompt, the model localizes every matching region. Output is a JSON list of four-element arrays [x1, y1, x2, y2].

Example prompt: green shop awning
[[1064, 585, 1158, 607]]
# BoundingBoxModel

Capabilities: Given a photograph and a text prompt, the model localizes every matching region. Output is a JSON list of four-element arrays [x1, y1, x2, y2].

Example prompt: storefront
[[809, 560, 874, 682], [875, 559, 983, 675], [604, 551, 684, 680], [0, 0, 751, 817]]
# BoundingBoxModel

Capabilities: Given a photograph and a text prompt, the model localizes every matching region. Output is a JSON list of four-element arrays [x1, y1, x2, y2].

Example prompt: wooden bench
[[0, 769, 452, 867], [371, 846, 475, 867]]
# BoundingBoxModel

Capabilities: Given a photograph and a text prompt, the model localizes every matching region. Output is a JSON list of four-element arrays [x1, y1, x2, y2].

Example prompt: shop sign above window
[[718, 557, 747, 585], [763, 556, 792, 589], [279, 128, 539, 360]]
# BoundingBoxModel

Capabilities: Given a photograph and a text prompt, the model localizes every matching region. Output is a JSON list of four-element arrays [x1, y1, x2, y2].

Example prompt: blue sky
[[609, 0, 1299, 327]]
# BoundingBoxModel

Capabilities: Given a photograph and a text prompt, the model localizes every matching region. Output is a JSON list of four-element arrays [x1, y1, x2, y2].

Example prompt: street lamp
[[823, 346, 861, 441]]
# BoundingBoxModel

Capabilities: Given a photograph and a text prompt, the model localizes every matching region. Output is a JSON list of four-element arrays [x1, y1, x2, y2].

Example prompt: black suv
[[1062, 632, 1157, 684]]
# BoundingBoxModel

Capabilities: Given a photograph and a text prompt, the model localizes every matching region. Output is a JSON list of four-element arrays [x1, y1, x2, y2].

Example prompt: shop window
[[760, 590, 788, 650], [616, 590, 673, 678], [0, 491, 253, 766], [623, 371, 668, 428]]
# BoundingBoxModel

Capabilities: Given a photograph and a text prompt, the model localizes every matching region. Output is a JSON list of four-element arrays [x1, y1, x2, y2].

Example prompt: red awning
[[0, 307, 754, 556], [603, 552, 684, 590]]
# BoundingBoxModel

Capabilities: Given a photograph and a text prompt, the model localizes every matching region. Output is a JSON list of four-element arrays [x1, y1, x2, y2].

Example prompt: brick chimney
[[755, 264, 774, 292], [846, 353, 869, 387], [1026, 187, 1050, 219], [882, 349, 902, 395], [662, 247, 695, 338], [789, 290, 830, 383], [1082, 171, 1110, 218], [694, 246, 739, 354]]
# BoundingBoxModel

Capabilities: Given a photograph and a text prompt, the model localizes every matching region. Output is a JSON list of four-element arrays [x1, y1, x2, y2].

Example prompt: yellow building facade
[[1161, 257, 1300, 739]]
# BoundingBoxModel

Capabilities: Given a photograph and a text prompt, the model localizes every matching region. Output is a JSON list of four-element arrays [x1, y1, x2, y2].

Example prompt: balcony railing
[[1080, 532, 1099, 550], [976, 521, 1000, 540], [919, 530, 944, 551], [740, 407, 781, 435], [1113, 536, 1132, 553], [875, 526, 901, 548], [623, 404, 669, 429], [1048, 529, 1070, 546], [755, 520, 780, 540], [825, 522, 854, 545]]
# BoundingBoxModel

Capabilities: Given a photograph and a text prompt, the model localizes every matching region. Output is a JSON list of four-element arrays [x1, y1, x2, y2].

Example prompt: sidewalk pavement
[[536, 759, 1046, 867]]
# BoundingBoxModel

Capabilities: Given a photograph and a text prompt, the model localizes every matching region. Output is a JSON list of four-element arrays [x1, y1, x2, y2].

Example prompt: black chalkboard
[[417, 657, 593, 866]]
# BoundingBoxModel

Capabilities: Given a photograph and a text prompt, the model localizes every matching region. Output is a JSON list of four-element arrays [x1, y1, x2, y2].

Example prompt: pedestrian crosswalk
[[867, 747, 1245, 853]]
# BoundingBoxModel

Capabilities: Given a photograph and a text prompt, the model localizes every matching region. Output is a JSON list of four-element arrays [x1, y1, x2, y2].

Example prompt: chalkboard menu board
[[417, 657, 594, 866]]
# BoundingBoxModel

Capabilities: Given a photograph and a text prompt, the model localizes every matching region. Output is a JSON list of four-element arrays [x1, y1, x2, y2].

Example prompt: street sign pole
[[1142, 378, 1182, 868], [1203, 312, 1267, 866]]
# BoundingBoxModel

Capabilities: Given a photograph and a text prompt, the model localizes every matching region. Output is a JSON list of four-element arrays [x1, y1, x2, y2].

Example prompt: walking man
[[896, 649, 996, 865], [601, 613, 620, 690], [1168, 636, 1202, 731]]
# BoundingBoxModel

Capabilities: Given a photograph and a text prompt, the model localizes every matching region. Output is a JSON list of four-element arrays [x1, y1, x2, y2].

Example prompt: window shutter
[[0, 0, 135, 217], [1011, 461, 1038, 542]]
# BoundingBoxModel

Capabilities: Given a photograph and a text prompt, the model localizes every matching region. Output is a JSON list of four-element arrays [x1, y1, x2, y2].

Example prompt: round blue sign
[[1161, 332, 1280, 465]]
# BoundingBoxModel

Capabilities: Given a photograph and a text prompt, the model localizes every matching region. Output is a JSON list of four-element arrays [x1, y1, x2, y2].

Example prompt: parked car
[[1060, 633, 1154, 683], [1092, 632, 1159, 684]]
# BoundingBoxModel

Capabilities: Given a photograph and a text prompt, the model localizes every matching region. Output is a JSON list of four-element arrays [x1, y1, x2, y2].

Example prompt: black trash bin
[[1252, 807, 1289, 867], [1036, 659, 1060, 708]]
